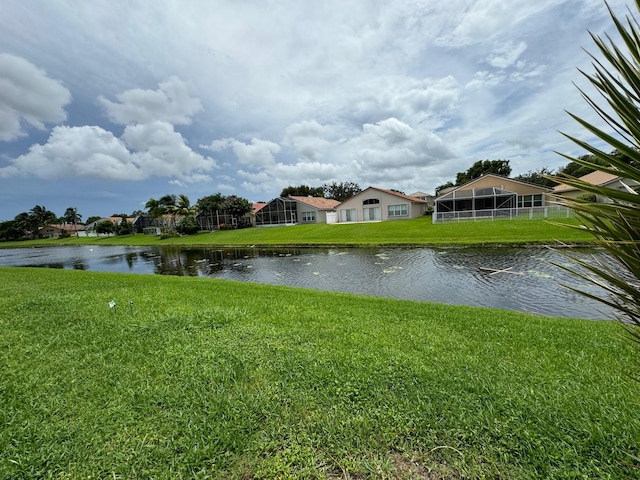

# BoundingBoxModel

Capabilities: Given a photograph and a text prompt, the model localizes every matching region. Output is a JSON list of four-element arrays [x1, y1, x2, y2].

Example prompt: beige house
[[434, 174, 553, 221], [336, 187, 429, 223], [289, 196, 341, 224], [553, 170, 639, 201], [408, 191, 435, 209]]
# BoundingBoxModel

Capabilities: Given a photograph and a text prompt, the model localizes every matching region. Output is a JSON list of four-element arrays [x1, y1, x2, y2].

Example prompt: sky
[[0, 0, 631, 221]]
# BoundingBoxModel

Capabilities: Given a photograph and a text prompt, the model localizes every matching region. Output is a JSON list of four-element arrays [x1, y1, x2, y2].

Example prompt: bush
[[160, 230, 179, 239], [176, 216, 199, 235]]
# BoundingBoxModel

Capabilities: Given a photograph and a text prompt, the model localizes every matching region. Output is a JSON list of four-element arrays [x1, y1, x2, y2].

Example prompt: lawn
[[0, 216, 593, 248], [1, 267, 638, 478]]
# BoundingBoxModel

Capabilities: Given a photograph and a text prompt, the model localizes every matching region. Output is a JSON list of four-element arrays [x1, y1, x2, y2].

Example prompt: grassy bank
[[1, 216, 593, 248], [1, 267, 638, 478]]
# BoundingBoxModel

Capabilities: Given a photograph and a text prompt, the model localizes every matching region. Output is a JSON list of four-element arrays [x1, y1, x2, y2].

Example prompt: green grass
[[1, 217, 593, 248], [1, 267, 638, 478]]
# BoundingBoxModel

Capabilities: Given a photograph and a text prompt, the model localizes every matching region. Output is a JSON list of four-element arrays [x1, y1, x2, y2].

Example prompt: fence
[[432, 206, 574, 223]]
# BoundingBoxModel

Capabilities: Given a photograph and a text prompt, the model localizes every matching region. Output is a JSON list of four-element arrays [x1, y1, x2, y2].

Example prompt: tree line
[[280, 181, 362, 202]]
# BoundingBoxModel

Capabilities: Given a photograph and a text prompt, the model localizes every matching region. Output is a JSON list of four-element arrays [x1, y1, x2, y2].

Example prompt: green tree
[[144, 198, 164, 219], [85, 215, 101, 225], [434, 181, 455, 196], [117, 215, 134, 235], [13, 212, 36, 238], [222, 195, 253, 224], [0, 220, 22, 241], [513, 167, 559, 188], [322, 181, 361, 202], [95, 220, 115, 236], [174, 194, 197, 217], [196, 193, 225, 231], [555, 1, 640, 358], [29, 205, 56, 231], [280, 185, 324, 197], [455, 160, 511, 185], [63, 207, 82, 229]]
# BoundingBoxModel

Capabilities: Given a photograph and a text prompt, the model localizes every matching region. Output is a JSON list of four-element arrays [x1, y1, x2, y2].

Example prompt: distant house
[[433, 174, 553, 222], [336, 187, 430, 223], [553, 170, 640, 202], [254, 196, 340, 226], [408, 191, 435, 209], [81, 216, 134, 236], [37, 223, 84, 239]]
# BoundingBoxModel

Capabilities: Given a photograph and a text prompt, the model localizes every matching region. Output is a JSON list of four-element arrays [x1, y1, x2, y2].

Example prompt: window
[[517, 194, 543, 208], [302, 211, 316, 222], [363, 198, 380, 205], [387, 204, 408, 217]]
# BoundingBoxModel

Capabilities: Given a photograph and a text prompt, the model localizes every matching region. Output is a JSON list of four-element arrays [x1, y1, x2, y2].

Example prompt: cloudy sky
[[0, 0, 629, 220]]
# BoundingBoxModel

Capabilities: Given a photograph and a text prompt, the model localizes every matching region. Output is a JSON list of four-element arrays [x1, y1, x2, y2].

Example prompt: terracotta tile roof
[[553, 170, 620, 192], [252, 202, 267, 214], [370, 187, 430, 203], [40, 224, 85, 232], [289, 196, 341, 209]]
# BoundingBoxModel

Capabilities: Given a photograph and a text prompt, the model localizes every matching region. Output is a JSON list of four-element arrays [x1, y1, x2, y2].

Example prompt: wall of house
[[296, 204, 321, 224]]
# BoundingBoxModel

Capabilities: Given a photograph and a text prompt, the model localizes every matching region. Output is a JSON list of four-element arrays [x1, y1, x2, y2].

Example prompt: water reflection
[[0, 244, 619, 320]]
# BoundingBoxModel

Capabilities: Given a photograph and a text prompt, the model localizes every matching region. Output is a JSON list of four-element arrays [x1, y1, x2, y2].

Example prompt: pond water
[[0, 245, 619, 320]]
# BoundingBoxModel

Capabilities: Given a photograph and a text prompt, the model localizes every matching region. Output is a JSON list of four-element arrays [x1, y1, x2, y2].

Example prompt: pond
[[0, 245, 619, 320]]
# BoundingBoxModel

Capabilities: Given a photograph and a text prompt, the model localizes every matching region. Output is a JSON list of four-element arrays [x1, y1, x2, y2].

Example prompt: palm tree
[[145, 198, 166, 226], [159, 194, 178, 229], [174, 194, 197, 217], [29, 205, 56, 235], [555, 1, 640, 341], [13, 212, 36, 239], [63, 207, 82, 230]]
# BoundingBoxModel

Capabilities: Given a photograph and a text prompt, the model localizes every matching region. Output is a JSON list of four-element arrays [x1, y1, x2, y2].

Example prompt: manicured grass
[[1, 267, 638, 478], [1, 216, 593, 248]]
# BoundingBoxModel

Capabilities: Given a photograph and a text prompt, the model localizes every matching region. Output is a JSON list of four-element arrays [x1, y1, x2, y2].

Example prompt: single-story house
[[288, 196, 341, 224], [37, 223, 84, 239], [254, 196, 340, 226], [552, 170, 640, 201], [433, 174, 553, 221], [335, 187, 430, 223]]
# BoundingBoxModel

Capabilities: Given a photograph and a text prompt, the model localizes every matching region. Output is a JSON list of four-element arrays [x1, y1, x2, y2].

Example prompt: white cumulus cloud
[[99, 76, 202, 125], [0, 53, 71, 141], [205, 137, 281, 167], [0, 123, 216, 182]]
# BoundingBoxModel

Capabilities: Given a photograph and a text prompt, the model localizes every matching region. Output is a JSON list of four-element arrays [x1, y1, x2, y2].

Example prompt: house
[[408, 191, 435, 210], [335, 187, 430, 223], [254, 196, 340, 226], [433, 174, 553, 222], [552, 170, 640, 201], [288, 196, 341, 224], [37, 223, 84, 239], [81, 216, 135, 236]]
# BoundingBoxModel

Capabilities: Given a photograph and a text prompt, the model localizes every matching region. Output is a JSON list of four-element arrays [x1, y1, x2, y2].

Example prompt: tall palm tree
[[159, 194, 178, 228], [63, 207, 82, 229], [145, 198, 166, 226], [555, 1, 640, 340], [29, 205, 56, 232], [174, 194, 197, 217]]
